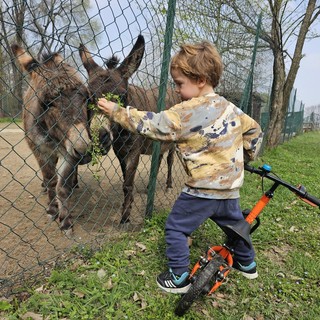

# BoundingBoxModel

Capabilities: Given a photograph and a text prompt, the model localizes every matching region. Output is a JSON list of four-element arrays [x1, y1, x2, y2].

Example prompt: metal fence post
[[145, 0, 176, 219], [240, 12, 262, 115]]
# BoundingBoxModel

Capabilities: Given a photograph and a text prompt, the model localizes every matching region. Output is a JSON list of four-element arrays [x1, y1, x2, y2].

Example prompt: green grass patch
[[0, 117, 22, 123], [1, 132, 320, 319]]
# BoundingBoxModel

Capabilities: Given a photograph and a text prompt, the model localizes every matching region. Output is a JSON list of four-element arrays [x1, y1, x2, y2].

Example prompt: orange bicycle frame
[[246, 194, 271, 224]]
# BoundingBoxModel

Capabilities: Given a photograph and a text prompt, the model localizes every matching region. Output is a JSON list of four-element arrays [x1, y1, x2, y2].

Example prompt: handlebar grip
[[297, 185, 320, 208], [244, 164, 261, 174], [301, 192, 320, 208]]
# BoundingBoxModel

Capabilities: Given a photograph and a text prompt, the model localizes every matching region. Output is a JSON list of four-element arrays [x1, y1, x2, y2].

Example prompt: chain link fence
[[0, 0, 306, 296], [2, 0, 186, 297]]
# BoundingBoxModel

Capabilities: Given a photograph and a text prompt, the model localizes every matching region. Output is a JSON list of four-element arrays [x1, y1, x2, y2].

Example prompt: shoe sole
[[236, 269, 258, 279], [156, 282, 191, 294]]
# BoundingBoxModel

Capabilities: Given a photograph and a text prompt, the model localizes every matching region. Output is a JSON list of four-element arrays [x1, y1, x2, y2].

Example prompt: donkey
[[11, 44, 111, 231], [79, 35, 180, 224]]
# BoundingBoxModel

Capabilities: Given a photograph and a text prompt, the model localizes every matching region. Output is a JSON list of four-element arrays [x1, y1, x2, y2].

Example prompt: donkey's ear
[[79, 44, 100, 73], [11, 44, 38, 73], [118, 34, 145, 79]]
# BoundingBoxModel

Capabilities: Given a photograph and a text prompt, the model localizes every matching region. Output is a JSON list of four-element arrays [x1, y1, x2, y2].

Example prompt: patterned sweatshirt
[[109, 92, 263, 199]]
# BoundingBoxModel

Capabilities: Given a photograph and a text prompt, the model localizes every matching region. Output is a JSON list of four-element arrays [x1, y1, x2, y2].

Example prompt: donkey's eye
[[43, 101, 55, 110], [26, 61, 40, 73]]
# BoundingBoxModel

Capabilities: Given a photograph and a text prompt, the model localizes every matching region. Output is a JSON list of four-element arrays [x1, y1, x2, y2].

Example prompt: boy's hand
[[97, 98, 117, 116]]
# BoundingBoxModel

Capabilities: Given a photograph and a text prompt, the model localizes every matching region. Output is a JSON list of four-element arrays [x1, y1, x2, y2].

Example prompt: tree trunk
[[0, 46, 4, 117], [282, 0, 317, 120], [266, 49, 286, 147], [266, 0, 318, 148], [1, 0, 26, 117], [266, 0, 286, 148]]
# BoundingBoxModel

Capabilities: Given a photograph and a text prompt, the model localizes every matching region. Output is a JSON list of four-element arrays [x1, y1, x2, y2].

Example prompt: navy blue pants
[[165, 192, 255, 275]]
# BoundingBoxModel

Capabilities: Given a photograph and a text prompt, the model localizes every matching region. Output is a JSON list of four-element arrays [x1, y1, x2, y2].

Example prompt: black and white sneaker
[[156, 268, 191, 294], [233, 261, 258, 279]]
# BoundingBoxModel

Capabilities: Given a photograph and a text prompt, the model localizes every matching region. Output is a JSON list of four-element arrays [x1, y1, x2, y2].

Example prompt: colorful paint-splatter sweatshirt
[[109, 92, 263, 199]]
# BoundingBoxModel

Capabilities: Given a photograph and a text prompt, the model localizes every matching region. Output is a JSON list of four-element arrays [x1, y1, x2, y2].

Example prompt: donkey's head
[[78, 34, 145, 106], [11, 44, 93, 164]]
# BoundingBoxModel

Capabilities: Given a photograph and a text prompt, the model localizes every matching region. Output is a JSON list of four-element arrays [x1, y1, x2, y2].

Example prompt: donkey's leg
[[35, 150, 59, 220], [149, 148, 173, 190], [38, 154, 58, 193], [119, 153, 140, 224], [41, 181, 48, 193], [148, 153, 164, 191], [71, 166, 79, 189], [56, 160, 77, 230]]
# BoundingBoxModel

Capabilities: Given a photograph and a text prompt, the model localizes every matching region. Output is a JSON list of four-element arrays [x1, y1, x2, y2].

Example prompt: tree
[[0, 0, 27, 115], [203, 0, 320, 147], [266, 0, 320, 147], [0, 0, 101, 117]]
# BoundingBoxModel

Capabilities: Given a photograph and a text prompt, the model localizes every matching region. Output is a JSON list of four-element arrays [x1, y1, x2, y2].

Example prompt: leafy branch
[[88, 93, 123, 181]]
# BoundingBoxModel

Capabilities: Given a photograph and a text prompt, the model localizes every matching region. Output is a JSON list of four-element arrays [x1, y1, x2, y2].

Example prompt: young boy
[[97, 40, 263, 294]]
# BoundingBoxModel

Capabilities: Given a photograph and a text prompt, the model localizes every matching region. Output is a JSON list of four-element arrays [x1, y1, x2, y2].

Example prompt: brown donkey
[[11, 44, 103, 232], [79, 35, 180, 224]]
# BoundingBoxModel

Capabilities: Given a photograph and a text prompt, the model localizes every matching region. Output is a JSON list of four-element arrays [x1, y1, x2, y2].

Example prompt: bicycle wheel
[[174, 258, 223, 317]]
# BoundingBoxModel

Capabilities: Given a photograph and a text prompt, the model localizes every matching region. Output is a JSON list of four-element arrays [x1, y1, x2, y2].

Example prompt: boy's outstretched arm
[[97, 98, 117, 117], [97, 97, 181, 142]]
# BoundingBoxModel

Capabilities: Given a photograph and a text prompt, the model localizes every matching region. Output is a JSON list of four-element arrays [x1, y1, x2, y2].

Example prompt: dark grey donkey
[[79, 35, 180, 224]]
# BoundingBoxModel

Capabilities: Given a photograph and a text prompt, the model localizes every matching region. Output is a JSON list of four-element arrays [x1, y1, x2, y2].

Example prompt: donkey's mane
[[105, 55, 119, 69], [42, 52, 57, 63]]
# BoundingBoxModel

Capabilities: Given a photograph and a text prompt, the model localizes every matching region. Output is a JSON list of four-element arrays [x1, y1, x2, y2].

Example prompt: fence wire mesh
[[0, 0, 304, 296]]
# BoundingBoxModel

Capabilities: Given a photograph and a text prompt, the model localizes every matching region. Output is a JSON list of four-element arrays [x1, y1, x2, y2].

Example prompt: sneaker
[[233, 261, 258, 279], [156, 268, 191, 294]]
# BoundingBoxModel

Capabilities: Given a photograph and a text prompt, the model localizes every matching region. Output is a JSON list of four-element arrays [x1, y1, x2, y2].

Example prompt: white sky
[[293, 35, 320, 108]]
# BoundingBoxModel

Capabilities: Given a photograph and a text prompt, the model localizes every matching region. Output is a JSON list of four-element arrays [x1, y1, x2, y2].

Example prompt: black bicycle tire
[[174, 258, 223, 317]]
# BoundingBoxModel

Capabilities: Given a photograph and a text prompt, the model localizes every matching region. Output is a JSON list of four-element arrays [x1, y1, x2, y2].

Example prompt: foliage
[[88, 93, 123, 180], [1, 132, 320, 319]]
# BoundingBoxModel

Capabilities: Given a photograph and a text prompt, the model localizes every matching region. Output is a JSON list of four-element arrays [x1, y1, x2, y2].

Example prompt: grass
[[1, 132, 320, 319], [0, 117, 21, 123]]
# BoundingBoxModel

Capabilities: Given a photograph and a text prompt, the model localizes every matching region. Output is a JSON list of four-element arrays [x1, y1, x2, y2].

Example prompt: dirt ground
[[0, 122, 185, 295]]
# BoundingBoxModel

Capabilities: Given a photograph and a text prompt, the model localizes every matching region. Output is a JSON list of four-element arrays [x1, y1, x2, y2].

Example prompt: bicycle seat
[[222, 220, 252, 247]]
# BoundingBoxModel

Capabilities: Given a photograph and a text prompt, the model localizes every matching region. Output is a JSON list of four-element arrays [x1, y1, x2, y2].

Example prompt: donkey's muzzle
[[99, 128, 112, 155], [75, 150, 92, 165]]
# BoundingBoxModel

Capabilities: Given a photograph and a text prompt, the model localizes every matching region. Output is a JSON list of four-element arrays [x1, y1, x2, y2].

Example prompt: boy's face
[[171, 68, 203, 101]]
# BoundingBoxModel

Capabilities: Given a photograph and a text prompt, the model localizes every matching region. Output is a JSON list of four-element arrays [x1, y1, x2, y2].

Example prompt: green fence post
[[283, 88, 296, 142], [145, 0, 176, 219], [289, 89, 297, 139], [240, 12, 262, 115]]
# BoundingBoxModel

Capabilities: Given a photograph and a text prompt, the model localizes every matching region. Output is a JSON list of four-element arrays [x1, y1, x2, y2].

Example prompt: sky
[[292, 35, 320, 108], [88, 0, 320, 109]]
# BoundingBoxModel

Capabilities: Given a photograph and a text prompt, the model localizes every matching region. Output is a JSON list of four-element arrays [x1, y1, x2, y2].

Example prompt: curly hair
[[170, 41, 223, 88]]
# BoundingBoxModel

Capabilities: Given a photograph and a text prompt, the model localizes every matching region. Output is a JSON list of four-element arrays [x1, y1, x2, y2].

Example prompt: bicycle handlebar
[[245, 164, 320, 208]]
